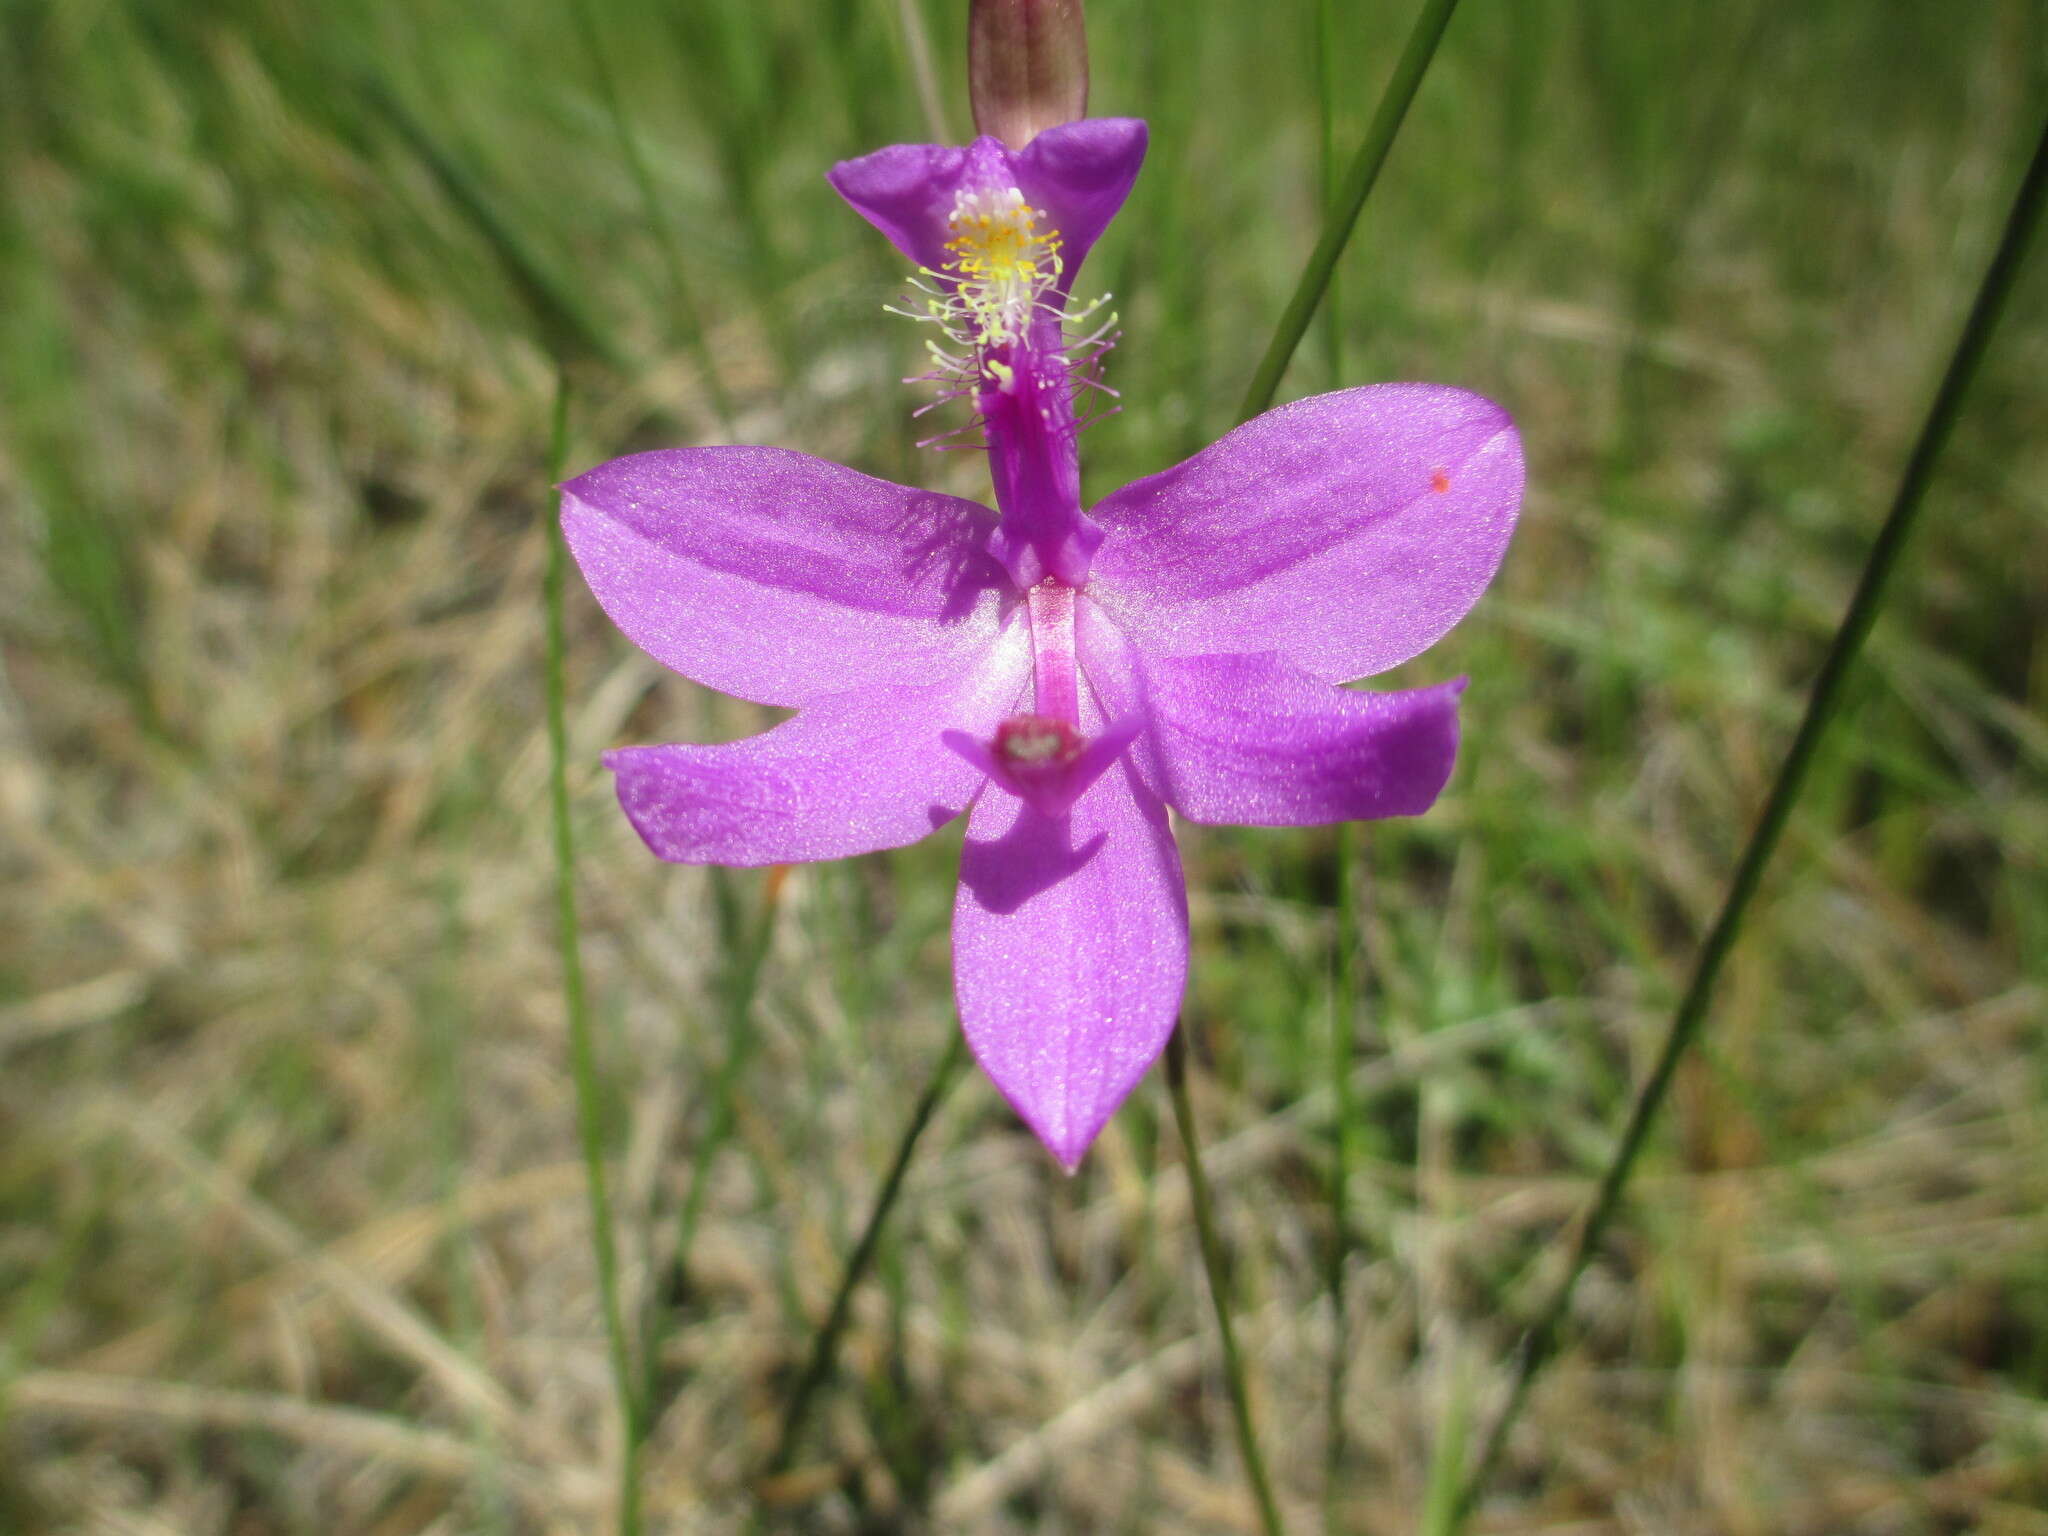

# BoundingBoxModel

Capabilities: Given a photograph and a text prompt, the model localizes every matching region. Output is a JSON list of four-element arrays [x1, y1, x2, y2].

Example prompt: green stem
[[543, 369, 644, 1536], [762, 1031, 970, 1483], [1166, 1029, 1288, 1536], [1451, 112, 2048, 1526], [1239, 0, 1462, 421]]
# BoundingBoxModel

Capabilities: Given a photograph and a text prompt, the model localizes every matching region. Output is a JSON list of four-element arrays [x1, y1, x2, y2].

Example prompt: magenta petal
[[1088, 384, 1523, 683], [825, 141, 971, 276], [1009, 117, 1147, 286], [954, 760, 1187, 1170], [562, 447, 1006, 708], [1141, 652, 1465, 826], [939, 729, 1002, 780], [607, 629, 1029, 866]]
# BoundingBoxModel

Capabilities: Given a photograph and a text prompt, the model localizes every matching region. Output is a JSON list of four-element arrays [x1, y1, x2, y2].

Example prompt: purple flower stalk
[[561, 118, 1522, 1169]]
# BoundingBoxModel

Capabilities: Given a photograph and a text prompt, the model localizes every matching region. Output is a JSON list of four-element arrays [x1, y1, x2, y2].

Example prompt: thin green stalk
[[565, 0, 735, 432], [1239, 0, 1462, 421], [543, 369, 644, 1536], [762, 1031, 970, 1482], [1451, 113, 2048, 1526], [1166, 1029, 1288, 1536]]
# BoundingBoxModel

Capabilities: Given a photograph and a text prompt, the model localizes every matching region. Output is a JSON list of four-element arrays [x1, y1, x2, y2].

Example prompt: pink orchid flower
[[561, 118, 1523, 1169]]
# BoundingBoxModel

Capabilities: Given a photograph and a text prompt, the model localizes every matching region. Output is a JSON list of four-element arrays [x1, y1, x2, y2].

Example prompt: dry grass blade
[[0, 969, 151, 1058], [70, 1163, 590, 1379], [102, 1105, 524, 1441], [934, 1303, 1300, 1525], [5, 1372, 602, 1513]]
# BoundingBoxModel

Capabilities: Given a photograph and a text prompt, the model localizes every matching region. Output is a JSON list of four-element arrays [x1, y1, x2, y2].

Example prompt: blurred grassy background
[[3, 0, 2045, 1531]]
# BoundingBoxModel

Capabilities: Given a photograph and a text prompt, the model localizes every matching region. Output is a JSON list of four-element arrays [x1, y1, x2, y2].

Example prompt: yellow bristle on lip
[[885, 182, 1111, 414], [945, 200, 1055, 284], [938, 188, 1063, 344]]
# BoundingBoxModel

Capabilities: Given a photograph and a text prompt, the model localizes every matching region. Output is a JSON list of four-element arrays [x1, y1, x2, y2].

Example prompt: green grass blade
[[565, 0, 734, 429], [1450, 110, 2048, 1527], [1166, 1029, 1289, 1536], [3, 239, 152, 719], [363, 70, 628, 374], [542, 368, 644, 1536], [1417, 1359, 1473, 1536], [1238, 0, 1463, 422]]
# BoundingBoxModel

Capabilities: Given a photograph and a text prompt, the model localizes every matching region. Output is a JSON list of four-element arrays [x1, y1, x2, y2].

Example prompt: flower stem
[[1166, 1028, 1288, 1536], [1239, 0, 1462, 422], [1451, 111, 2048, 1526], [542, 368, 644, 1536], [761, 1030, 970, 1484]]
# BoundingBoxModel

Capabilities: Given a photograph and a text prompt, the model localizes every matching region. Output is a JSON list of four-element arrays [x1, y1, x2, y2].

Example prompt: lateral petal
[[1140, 651, 1464, 826], [1088, 384, 1522, 683], [825, 139, 970, 275], [562, 446, 1007, 708], [608, 624, 1029, 866], [954, 758, 1187, 1170], [1008, 117, 1148, 286]]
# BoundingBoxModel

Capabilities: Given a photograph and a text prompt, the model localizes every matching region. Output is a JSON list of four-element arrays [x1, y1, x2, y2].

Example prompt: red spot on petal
[[1430, 469, 1452, 494]]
